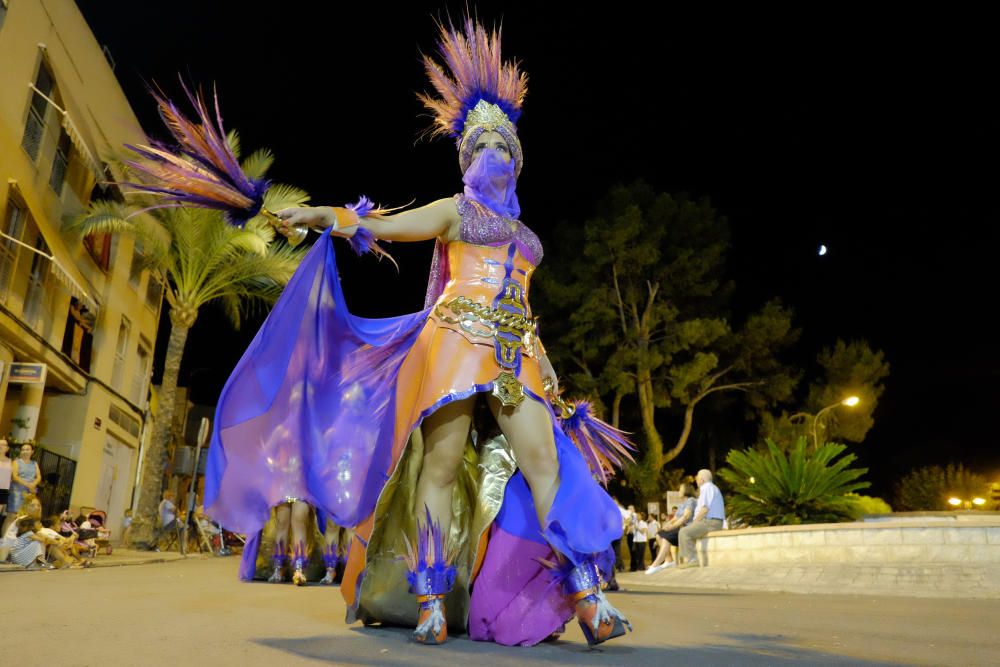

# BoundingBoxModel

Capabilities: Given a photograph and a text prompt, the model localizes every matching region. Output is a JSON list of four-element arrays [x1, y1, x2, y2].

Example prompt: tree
[[534, 182, 800, 498], [65, 135, 308, 546], [761, 339, 889, 450], [894, 464, 990, 511], [718, 438, 870, 526]]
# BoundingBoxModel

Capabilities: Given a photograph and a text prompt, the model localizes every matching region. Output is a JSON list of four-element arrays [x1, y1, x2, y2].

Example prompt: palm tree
[[65, 136, 309, 546]]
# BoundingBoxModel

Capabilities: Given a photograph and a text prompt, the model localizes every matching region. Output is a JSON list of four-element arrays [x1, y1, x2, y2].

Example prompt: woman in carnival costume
[[238, 500, 346, 587], [203, 19, 632, 646]]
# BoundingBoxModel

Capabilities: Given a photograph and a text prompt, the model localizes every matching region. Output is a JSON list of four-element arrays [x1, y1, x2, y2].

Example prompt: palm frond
[[241, 148, 274, 180], [262, 182, 310, 212]]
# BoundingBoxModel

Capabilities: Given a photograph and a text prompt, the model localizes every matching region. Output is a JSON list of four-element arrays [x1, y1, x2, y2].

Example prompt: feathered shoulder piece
[[417, 17, 528, 176]]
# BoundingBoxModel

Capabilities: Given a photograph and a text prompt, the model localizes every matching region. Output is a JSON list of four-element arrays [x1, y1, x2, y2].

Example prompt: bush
[[719, 437, 869, 526], [846, 493, 892, 519], [894, 464, 990, 511]]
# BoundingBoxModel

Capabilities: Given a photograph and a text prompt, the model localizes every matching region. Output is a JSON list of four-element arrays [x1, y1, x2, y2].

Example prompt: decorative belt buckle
[[491, 370, 526, 408]]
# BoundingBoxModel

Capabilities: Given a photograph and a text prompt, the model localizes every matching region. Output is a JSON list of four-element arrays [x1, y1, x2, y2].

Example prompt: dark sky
[[75, 2, 999, 497]]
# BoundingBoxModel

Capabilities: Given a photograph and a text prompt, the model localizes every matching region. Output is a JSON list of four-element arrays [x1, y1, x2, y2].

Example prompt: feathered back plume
[[120, 80, 269, 225]]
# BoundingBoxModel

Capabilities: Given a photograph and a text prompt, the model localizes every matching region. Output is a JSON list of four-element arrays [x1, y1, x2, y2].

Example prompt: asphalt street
[[8, 557, 998, 666]]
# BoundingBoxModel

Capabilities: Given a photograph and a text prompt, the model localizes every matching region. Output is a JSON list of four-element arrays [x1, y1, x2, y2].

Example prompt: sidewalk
[[1, 547, 210, 573], [618, 561, 1000, 599]]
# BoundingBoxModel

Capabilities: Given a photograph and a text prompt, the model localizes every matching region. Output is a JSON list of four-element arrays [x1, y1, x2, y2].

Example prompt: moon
[[818, 244, 828, 256]]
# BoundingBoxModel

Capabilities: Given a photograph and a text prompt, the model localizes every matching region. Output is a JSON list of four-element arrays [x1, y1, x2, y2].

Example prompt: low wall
[[699, 518, 1000, 566]]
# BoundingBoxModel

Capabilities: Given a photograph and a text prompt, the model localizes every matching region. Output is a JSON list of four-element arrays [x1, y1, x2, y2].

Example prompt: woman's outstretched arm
[[275, 197, 460, 243]]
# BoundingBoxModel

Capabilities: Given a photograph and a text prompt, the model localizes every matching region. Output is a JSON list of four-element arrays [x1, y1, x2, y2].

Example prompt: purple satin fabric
[[205, 228, 429, 534]]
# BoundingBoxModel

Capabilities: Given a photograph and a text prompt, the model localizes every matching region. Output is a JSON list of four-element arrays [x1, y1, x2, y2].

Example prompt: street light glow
[[973, 497, 987, 506], [948, 497, 962, 506], [842, 396, 860, 407]]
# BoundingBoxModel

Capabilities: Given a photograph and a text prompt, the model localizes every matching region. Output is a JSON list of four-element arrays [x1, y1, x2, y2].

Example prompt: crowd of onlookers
[[0, 437, 116, 569], [616, 469, 727, 574]]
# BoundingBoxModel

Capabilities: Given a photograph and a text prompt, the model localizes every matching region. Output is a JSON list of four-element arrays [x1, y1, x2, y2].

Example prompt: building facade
[[0, 0, 162, 537]]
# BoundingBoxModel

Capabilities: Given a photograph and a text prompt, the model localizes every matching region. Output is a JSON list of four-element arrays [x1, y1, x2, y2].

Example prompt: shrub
[[719, 437, 869, 526]]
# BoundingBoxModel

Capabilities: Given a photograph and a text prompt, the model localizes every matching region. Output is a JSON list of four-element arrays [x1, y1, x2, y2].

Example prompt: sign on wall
[[8, 362, 47, 384]]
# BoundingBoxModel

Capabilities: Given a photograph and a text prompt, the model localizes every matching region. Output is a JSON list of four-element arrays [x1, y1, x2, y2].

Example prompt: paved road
[[7, 557, 998, 666]]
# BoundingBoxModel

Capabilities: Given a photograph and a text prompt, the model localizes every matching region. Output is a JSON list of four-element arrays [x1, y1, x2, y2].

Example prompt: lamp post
[[810, 396, 860, 450]]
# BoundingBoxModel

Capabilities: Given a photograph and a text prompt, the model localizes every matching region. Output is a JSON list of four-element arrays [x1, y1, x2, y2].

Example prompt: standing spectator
[[611, 498, 627, 573], [678, 470, 726, 568], [646, 513, 660, 561], [4, 443, 39, 536], [0, 439, 11, 525], [623, 504, 636, 570], [630, 512, 649, 571], [645, 483, 698, 574]]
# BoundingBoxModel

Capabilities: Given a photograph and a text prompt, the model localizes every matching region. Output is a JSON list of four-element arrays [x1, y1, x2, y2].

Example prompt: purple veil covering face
[[462, 148, 520, 219]]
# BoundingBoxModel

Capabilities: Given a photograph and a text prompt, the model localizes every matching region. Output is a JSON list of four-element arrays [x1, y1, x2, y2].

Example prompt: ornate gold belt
[[434, 296, 538, 356]]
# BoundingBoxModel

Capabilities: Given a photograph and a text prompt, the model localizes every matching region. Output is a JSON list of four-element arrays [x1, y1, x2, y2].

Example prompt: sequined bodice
[[454, 194, 544, 266]]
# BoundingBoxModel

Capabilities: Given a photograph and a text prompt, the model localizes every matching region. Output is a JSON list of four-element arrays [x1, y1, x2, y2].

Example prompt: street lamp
[[811, 396, 861, 450], [948, 496, 987, 510]]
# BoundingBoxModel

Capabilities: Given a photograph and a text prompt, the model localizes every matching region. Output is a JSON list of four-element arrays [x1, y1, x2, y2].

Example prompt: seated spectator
[[41, 517, 91, 565], [0, 493, 42, 563], [150, 490, 180, 550], [678, 469, 726, 568], [10, 517, 78, 569], [645, 483, 698, 574]]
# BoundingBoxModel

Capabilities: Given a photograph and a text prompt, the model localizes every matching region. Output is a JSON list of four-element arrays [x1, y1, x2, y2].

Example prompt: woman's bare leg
[[414, 395, 476, 537], [290, 501, 310, 547], [487, 395, 559, 528], [273, 503, 291, 543]]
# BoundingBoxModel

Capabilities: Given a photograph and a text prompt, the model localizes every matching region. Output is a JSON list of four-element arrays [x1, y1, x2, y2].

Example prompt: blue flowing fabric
[[205, 228, 429, 534]]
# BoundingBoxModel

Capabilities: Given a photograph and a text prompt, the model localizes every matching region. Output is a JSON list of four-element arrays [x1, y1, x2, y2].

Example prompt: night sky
[[75, 2, 999, 498]]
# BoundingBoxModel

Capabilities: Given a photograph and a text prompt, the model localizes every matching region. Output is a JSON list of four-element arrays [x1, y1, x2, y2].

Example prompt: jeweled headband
[[418, 18, 528, 177]]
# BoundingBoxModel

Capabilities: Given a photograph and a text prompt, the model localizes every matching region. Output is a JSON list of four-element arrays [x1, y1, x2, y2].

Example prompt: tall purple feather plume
[[557, 401, 636, 486], [418, 17, 527, 140], [119, 81, 270, 226]]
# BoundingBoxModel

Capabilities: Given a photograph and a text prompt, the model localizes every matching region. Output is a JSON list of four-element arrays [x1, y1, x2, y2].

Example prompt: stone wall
[[699, 519, 1000, 566]]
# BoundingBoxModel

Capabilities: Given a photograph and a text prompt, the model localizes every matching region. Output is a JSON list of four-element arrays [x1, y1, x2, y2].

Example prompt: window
[[131, 336, 152, 405], [49, 129, 71, 195], [22, 228, 51, 329], [145, 275, 164, 311], [83, 232, 112, 271], [61, 297, 94, 373], [112, 316, 131, 391], [22, 63, 54, 162], [109, 404, 140, 438], [0, 199, 26, 303], [129, 239, 144, 288]]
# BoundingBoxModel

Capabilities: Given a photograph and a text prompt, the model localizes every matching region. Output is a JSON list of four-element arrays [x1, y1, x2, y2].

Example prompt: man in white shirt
[[678, 469, 725, 568]]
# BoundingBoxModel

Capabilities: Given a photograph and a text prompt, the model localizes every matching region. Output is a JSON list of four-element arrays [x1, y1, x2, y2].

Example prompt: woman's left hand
[[540, 355, 559, 395]]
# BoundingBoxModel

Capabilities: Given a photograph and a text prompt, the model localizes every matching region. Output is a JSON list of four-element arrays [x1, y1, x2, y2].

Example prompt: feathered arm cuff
[[331, 196, 394, 263]]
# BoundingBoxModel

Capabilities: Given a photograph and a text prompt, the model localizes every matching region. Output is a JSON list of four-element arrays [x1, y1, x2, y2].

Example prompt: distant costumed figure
[[122, 18, 634, 647]]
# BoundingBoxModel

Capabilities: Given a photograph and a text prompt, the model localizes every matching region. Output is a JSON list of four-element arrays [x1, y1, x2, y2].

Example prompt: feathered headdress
[[418, 18, 528, 176]]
